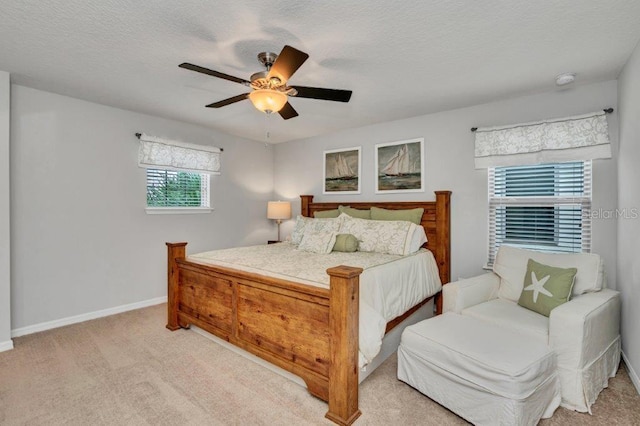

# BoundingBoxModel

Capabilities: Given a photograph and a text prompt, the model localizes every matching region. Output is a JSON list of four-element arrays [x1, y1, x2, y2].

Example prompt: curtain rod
[[135, 133, 223, 152], [470, 108, 614, 132]]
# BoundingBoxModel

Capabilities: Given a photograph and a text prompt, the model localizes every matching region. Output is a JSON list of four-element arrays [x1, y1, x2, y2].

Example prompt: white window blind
[[146, 169, 209, 209], [487, 161, 591, 266]]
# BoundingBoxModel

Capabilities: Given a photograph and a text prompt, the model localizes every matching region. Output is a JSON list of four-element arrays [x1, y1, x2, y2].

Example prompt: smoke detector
[[556, 73, 576, 86]]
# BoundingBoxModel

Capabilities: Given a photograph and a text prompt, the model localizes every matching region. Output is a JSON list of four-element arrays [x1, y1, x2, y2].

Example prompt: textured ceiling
[[1, 1, 640, 143]]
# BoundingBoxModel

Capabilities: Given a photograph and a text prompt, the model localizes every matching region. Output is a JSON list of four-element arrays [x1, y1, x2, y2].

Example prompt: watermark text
[[584, 208, 639, 220]]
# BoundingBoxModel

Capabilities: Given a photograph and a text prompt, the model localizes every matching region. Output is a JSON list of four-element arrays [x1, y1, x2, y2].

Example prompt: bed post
[[301, 195, 314, 217], [325, 265, 363, 426], [166, 242, 187, 331], [434, 191, 451, 315]]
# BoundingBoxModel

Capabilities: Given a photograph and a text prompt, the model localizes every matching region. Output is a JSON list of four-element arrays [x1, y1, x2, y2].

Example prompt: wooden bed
[[166, 191, 451, 425]]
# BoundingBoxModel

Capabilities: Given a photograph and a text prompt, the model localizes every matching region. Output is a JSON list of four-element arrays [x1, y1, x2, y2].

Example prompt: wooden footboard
[[166, 243, 363, 424], [166, 191, 451, 425]]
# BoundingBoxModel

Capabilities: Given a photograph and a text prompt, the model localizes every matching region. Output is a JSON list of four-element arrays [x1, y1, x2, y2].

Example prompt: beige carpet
[[1, 304, 638, 425]]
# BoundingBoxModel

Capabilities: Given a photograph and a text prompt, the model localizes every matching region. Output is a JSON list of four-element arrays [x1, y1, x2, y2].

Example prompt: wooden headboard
[[300, 191, 451, 289]]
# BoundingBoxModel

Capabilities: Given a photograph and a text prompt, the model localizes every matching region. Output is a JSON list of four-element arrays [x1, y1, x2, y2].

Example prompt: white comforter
[[189, 242, 442, 366]]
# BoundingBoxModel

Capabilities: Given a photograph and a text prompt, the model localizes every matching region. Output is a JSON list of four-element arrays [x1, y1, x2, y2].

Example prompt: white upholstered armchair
[[443, 245, 621, 413]]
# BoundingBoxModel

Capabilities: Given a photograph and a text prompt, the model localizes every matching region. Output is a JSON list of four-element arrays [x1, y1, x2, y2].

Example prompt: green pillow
[[332, 234, 359, 252], [339, 205, 371, 219], [518, 259, 577, 317], [370, 206, 424, 225], [314, 209, 340, 218]]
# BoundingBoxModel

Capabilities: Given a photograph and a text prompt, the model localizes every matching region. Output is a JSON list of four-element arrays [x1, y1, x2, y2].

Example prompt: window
[[487, 161, 591, 266], [146, 169, 210, 213]]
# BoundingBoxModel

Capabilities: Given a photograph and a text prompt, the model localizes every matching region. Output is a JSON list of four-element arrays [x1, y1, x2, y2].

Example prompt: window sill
[[145, 207, 214, 215]]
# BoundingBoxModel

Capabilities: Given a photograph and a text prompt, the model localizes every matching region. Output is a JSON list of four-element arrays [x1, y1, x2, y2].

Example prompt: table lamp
[[267, 201, 291, 242]]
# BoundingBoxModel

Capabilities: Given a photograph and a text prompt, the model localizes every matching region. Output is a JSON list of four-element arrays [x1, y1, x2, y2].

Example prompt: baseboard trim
[[0, 339, 14, 352], [11, 296, 167, 338], [622, 350, 640, 395]]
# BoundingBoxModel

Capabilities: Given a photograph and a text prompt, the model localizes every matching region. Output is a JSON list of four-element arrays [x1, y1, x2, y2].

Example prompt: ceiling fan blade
[[205, 93, 250, 108], [291, 86, 352, 102], [179, 63, 250, 86], [278, 102, 299, 120], [267, 45, 309, 83]]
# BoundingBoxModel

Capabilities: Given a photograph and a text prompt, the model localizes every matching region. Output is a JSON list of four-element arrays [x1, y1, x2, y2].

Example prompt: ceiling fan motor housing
[[252, 52, 283, 90], [257, 51, 278, 69]]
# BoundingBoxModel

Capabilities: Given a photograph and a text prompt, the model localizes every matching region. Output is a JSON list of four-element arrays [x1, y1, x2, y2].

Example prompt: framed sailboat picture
[[375, 138, 425, 193], [323, 147, 361, 194]]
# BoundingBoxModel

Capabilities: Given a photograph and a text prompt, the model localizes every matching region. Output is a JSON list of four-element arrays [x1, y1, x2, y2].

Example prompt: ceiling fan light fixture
[[249, 89, 287, 114], [181, 45, 351, 119]]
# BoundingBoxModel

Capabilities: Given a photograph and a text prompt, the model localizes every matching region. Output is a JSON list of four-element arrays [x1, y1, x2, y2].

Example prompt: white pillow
[[337, 213, 422, 255], [493, 245, 604, 302], [409, 225, 428, 252], [298, 229, 337, 254], [290, 215, 342, 245]]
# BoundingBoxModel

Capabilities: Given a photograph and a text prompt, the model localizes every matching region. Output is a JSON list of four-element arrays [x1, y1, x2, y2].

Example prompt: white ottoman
[[398, 313, 561, 426]]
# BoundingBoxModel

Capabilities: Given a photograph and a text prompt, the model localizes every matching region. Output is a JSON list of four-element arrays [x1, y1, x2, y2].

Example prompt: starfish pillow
[[518, 258, 577, 317]]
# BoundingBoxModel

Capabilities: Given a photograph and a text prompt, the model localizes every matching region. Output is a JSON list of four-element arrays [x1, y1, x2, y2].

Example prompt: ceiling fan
[[179, 45, 352, 120]]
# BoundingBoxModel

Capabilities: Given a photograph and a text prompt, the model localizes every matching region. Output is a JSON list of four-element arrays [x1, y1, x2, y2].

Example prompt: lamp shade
[[267, 201, 291, 220], [249, 89, 288, 114]]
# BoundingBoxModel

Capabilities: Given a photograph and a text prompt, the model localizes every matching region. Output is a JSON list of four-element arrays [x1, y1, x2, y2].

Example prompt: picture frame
[[323, 146, 361, 195], [375, 138, 425, 193]]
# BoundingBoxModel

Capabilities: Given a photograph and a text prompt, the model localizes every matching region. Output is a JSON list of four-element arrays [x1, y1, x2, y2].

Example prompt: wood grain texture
[[166, 242, 186, 330], [179, 269, 233, 333], [326, 266, 362, 425], [166, 192, 451, 425], [236, 284, 331, 376]]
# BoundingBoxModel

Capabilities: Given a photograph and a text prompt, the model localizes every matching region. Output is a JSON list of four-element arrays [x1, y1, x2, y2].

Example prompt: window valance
[[474, 111, 611, 169], [137, 133, 221, 174]]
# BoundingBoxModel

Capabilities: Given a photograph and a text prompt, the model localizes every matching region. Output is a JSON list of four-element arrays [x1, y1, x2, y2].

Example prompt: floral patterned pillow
[[338, 213, 420, 255], [290, 215, 343, 245], [298, 229, 337, 254]]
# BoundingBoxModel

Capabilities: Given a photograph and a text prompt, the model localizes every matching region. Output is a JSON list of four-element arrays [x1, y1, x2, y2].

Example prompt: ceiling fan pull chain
[[264, 113, 272, 147]]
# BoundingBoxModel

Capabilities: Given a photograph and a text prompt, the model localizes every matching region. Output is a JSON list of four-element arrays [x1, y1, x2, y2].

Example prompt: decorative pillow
[[298, 229, 337, 254], [494, 245, 603, 300], [314, 209, 340, 218], [332, 234, 359, 252], [517, 259, 577, 317], [370, 206, 424, 225], [298, 228, 336, 254], [290, 215, 342, 245], [338, 213, 420, 255], [338, 205, 371, 219]]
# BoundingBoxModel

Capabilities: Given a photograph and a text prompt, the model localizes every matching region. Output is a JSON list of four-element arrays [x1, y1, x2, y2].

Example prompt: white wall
[[0, 71, 11, 351], [275, 81, 618, 284], [10, 85, 274, 330], [617, 40, 640, 388]]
